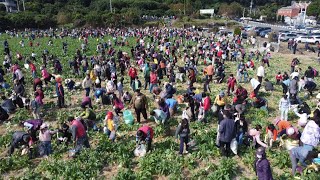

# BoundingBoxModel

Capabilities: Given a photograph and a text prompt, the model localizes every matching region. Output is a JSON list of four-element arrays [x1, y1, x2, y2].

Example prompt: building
[[277, 1, 311, 26], [0, 0, 17, 12]]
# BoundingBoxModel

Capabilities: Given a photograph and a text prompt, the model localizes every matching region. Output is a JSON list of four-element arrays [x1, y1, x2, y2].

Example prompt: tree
[[218, 2, 242, 18], [307, 0, 320, 18]]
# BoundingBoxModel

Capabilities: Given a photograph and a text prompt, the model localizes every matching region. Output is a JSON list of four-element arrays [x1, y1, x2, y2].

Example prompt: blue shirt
[[165, 98, 177, 109]]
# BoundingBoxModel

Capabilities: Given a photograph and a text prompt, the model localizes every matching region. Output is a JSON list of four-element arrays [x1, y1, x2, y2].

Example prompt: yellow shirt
[[214, 95, 226, 106], [107, 119, 114, 131]]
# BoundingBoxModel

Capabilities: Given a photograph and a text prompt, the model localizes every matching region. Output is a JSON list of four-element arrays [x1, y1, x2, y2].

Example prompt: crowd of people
[[1, 26, 320, 179]]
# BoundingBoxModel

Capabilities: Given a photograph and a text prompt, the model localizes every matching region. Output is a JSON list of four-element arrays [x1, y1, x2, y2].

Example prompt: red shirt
[[30, 63, 36, 72], [276, 74, 283, 80], [128, 68, 137, 78], [227, 77, 237, 87]]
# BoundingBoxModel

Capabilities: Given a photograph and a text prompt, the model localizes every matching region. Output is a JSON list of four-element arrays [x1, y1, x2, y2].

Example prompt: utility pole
[[109, 0, 112, 13], [242, 8, 245, 18], [17, 0, 20, 12], [22, 0, 25, 11], [249, 0, 253, 15], [184, 0, 186, 16]]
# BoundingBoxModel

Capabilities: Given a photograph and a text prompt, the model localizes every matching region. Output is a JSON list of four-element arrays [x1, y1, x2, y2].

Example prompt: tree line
[[0, 0, 319, 30]]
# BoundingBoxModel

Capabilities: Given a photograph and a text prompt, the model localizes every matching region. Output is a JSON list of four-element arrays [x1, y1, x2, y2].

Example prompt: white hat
[[287, 127, 295, 136], [298, 115, 308, 127]]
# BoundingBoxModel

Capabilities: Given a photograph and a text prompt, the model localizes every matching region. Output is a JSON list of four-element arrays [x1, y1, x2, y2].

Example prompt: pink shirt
[[41, 69, 50, 79], [39, 130, 56, 142]]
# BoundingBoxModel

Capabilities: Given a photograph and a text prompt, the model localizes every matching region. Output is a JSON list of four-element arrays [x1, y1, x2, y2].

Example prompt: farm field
[[0, 31, 320, 180]]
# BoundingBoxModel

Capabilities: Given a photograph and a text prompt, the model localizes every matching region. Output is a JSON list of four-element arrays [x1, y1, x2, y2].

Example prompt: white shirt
[[257, 66, 265, 77], [15, 69, 24, 80], [290, 72, 299, 79], [250, 78, 260, 89]]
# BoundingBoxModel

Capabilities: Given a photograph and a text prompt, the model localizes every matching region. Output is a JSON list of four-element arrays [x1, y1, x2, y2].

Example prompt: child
[[227, 74, 237, 96], [104, 112, 117, 142], [31, 93, 41, 119], [122, 91, 132, 104], [264, 124, 278, 147], [39, 123, 57, 157], [276, 72, 283, 85], [117, 77, 124, 100], [175, 118, 190, 155]]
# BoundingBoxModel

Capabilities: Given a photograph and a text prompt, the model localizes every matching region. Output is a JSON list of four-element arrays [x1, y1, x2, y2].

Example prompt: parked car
[[295, 36, 309, 43], [306, 36, 320, 44], [259, 29, 272, 37], [242, 32, 248, 39], [280, 33, 297, 41]]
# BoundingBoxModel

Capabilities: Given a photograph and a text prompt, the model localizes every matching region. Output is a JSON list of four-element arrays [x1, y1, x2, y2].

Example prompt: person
[[304, 80, 316, 96], [275, 72, 283, 85], [80, 105, 97, 130], [304, 66, 315, 81], [57, 123, 72, 144], [0, 106, 9, 121], [55, 76, 65, 108], [227, 74, 237, 96], [82, 75, 92, 97], [149, 70, 158, 93], [282, 76, 290, 94], [199, 93, 211, 122], [131, 77, 142, 92], [235, 85, 248, 104], [128, 65, 138, 87], [205, 63, 214, 82], [250, 78, 261, 96], [112, 96, 124, 116], [218, 111, 235, 157], [300, 111, 320, 149], [143, 62, 151, 90], [264, 124, 278, 147], [249, 125, 268, 148], [38, 123, 57, 157], [165, 97, 178, 117], [21, 119, 43, 141], [254, 147, 273, 180], [68, 117, 90, 153], [117, 77, 124, 99], [8, 131, 33, 156], [214, 91, 226, 113], [41, 66, 52, 85], [289, 76, 298, 100], [252, 96, 268, 109], [235, 116, 248, 145], [273, 118, 291, 133], [81, 96, 93, 109], [263, 79, 274, 91], [136, 125, 154, 152], [122, 91, 132, 104], [150, 109, 167, 124], [131, 89, 148, 123], [257, 63, 265, 83], [279, 95, 290, 121], [13, 79, 25, 97], [290, 58, 299, 73], [175, 118, 190, 155], [104, 112, 117, 142], [31, 92, 41, 119]]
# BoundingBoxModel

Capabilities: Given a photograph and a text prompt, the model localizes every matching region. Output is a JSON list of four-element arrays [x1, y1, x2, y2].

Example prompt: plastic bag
[[211, 104, 218, 114], [134, 144, 147, 157], [230, 138, 238, 155]]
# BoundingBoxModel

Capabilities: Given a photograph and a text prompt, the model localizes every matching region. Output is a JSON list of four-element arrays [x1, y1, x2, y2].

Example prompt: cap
[[219, 91, 225, 97], [256, 147, 266, 156]]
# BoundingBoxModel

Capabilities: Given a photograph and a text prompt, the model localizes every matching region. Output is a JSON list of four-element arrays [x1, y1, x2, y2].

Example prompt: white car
[[306, 36, 320, 44], [295, 36, 309, 43]]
